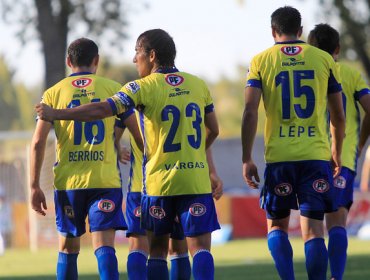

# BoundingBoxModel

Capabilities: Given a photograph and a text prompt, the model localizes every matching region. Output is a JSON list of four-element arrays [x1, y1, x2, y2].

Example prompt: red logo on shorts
[[274, 183, 292, 196], [189, 203, 206, 216], [334, 176, 346, 189], [312, 179, 330, 193], [98, 199, 115, 212], [149, 206, 166, 219], [71, 78, 92, 88], [134, 206, 141, 217]]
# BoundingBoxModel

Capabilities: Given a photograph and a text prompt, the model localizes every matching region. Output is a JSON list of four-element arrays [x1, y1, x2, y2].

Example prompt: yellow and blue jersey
[[42, 72, 123, 190], [338, 62, 370, 171], [246, 41, 342, 163], [108, 68, 214, 196]]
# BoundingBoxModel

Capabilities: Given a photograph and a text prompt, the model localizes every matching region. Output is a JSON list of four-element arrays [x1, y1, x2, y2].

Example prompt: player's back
[[247, 41, 341, 163], [124, 71, 213, 196], [338, 62, 370, 171], [42, 74, 122, 190]]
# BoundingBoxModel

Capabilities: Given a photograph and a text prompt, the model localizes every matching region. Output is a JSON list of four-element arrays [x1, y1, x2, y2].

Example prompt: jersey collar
[[275, 40, 305, 45], [155, 67, 179, 74], [69, 71, 93, 77]]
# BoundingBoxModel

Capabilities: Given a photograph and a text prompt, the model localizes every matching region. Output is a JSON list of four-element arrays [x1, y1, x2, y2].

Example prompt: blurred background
[[0, 0, 370, 275]]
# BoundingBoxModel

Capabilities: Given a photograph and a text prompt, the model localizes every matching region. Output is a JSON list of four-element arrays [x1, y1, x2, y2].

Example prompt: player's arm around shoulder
[[358, 92, 370, 154]]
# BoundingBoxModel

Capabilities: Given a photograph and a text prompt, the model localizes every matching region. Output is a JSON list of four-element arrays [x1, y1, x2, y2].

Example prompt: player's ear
[[66, 56, 72, 68], [297, 26, 303, 38], [149, 49, 157, 63], [93, 55, 100, 66]]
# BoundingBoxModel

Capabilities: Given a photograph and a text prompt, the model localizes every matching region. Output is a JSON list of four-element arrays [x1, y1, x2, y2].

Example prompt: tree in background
[[0, 57, 34, 130], [0, 0, 141, 89], [318, 0, 370, 79]]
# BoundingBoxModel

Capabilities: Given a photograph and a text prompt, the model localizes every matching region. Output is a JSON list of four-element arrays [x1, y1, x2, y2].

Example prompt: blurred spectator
[[360, 146, 370, 192], [0, 185, 12, 255]]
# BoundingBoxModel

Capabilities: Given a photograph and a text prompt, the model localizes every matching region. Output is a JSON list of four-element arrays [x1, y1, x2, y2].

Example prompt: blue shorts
[[333, 166, 355, 210], [54, 188, 127, 237], [126, 192, 185, 239], [260, 160, 337, 220], [141, 194, 220, 237]]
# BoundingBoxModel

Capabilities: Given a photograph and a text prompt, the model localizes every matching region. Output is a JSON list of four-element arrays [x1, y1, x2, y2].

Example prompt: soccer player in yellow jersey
[[29, 38, 142, 280], [308, 23, 370, 280], [242, 7, 345, 280], [35, 29, 220, 280], [116, 117, 223, 280]]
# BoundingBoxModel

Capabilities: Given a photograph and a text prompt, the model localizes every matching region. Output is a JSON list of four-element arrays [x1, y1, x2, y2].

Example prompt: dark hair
[[137, 29, 176, 67], [307, 24, 339, 55], [67, 38, 99, 67], [271, 6, 301, 36]]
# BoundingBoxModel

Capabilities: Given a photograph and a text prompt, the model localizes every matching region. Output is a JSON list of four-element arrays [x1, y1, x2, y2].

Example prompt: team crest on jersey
[[125, 81, 140, 94], [149, 206, 166, 219], [64, 206, 74, 218], [334, 176, 346, 189], [312, 179, 330, 193], [274, 183, 293, 196], [98, 199, 115, 212], [189, 203, 207, 216], [71, 78, 92, 88], [134, 206, 141, 217], [281, 46, 302, 56], [165, 74, 184, 86]]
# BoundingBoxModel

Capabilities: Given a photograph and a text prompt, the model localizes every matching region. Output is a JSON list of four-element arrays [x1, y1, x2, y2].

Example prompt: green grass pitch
[[0, 237, 369, 279]]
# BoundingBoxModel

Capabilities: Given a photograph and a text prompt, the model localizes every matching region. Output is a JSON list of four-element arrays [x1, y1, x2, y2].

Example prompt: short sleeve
[[246, 57, 262, 89]]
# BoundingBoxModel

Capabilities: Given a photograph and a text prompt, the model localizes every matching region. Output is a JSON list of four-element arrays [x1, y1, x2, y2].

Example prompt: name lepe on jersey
[[279, 125, 316, 138], [164, 161, 205, 171], [69, 150, 104, 162]]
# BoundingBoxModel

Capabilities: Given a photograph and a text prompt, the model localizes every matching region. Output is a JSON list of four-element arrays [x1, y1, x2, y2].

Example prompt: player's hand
[[242, 160, 260, 189], [210, 172, 223, 200], [331, 154, 342, 178], [35, 103, 55, 122], [118, 146, 131, 164], [31, 187, 47, 216]]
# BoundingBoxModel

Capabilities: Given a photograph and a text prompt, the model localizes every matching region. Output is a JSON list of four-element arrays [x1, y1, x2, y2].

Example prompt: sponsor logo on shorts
[[64, 205, 74, 218], [98, 199, 115, 212], [71, 78, 92, 88], [149, 206, 166, 219], [189, 203, 206, 216], [134, 206, 141, 217], [165, 74, 184, 86], [334, 176, 346, 189], [281, 45, 302, 56], [312, 179, 330, 193], [274, 183, 292, 196], [125, 81, 140, 94]]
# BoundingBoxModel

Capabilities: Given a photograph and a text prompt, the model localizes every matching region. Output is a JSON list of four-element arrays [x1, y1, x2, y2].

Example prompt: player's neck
[[274, 34, 300, 43], [71, 66, 96, 74]]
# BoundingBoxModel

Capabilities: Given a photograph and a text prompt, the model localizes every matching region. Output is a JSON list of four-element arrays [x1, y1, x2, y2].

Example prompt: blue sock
[[328, 226, 347, 280], [192, 250, 214, 280], [127, 250, 148, 280], [147, 258, 169, 280], [267, 230, 294, 280], [305, 238, 328, 280], [94, 246, 119, 280], [56, 252, 78, 280], [170, 253, 191, 280]]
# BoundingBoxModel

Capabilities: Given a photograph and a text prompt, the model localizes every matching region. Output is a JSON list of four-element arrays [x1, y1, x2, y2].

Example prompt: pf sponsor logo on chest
[[312, 179, 330, 193], [189, 203, 206, 216], [149, 206, 166, 219], [281, 46, 302, 56], [72, 78, 92, 88], [165, 74, 184, 86], [98, 199, 115, 212]]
